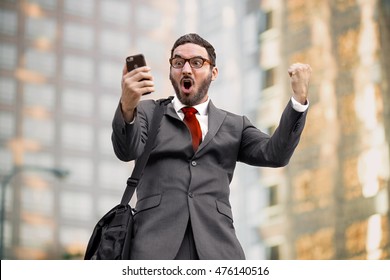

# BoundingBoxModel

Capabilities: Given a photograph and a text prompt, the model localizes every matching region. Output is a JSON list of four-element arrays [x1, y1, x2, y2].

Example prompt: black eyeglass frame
[[169, 56, 215, 69]]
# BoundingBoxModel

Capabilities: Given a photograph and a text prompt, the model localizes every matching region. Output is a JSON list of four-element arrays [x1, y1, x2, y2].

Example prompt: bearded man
[[112, 33, 312, 259]]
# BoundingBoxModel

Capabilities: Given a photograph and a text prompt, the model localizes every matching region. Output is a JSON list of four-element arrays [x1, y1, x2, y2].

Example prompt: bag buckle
[[126, 177, 138, 188]]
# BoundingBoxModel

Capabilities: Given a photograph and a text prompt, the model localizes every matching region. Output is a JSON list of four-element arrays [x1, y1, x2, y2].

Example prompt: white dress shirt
[[172, 97, 210, 141]]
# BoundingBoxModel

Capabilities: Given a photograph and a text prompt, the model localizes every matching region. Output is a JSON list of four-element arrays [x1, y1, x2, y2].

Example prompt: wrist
[[293, 95, 307, 105], [120, 102, 136, 123], [291, 96, 309, 112]]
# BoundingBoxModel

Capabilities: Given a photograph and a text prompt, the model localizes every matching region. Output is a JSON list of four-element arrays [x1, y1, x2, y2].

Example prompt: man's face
[[169, 43, 218, 106]]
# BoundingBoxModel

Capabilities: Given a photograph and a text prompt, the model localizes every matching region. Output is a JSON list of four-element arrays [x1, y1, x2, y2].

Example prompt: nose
[[182, 61, 192, 74]]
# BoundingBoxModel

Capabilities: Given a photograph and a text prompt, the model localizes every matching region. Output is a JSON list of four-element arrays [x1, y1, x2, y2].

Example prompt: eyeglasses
[[169, 56, 214, 69]]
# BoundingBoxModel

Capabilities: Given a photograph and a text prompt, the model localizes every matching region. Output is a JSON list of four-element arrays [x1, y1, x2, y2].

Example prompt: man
[[112, 33, 311, 259]]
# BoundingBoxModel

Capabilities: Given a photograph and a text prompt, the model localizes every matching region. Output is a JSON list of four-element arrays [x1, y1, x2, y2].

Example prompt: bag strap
[[120, 96, 173, 206]]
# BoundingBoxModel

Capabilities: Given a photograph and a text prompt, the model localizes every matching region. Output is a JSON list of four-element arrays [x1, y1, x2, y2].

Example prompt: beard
[[169, 71, 212, 106]]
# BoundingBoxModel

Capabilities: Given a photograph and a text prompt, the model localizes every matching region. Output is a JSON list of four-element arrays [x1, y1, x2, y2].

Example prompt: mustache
[[180, 76, 194, 83]]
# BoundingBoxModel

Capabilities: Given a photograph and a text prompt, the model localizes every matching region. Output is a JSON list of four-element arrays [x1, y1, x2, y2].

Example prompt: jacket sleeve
[[111, 100, 154, 162], [238, 100, 307, 167]]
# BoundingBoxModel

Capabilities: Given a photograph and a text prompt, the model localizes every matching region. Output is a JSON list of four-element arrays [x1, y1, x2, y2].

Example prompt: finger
[[140, 79, 154, 88], [141, 86, 155, 95], [288, 63, 311, 76], [128, 65, 151, 76], [122, 63, 128, 76], [288, 64, 299, 76], [131, 72, 154, 84]]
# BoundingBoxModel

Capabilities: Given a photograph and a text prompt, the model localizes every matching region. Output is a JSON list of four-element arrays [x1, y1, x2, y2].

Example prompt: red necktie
[[181, 107, 202, 151]]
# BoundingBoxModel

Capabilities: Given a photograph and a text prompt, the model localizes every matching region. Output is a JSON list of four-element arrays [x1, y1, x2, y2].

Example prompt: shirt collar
[[172, 96, 209, 116]]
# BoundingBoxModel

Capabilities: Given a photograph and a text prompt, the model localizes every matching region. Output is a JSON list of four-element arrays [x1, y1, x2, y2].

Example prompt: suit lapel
[[164, 99, 227, 153], [197, 100, 226, 153], [164, 102, 181, 121]]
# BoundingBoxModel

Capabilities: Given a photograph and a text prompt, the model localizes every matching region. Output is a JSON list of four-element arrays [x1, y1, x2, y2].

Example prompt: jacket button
[[188, 192, 193, 198], [191, 161, 197, 166]]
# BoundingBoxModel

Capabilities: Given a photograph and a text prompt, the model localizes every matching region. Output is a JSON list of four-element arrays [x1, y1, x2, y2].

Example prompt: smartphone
[[126, 54, 147, 71], [126, 54, 151, 95]]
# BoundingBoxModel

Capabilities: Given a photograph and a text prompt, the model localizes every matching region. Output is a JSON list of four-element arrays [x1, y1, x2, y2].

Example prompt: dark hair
[[170, 33, 216, 66]]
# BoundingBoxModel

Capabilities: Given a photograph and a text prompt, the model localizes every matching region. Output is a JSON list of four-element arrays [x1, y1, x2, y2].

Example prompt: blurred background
[[0, 0, 389, 260]]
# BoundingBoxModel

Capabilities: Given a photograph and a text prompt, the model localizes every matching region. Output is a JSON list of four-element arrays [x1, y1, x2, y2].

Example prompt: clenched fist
[[288, 63, 312, 105]]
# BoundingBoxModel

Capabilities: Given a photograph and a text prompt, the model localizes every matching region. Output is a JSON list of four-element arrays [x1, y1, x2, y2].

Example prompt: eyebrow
[[173, 54, 205, 59]]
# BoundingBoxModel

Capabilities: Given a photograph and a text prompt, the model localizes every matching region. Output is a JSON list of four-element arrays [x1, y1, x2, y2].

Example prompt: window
[[100, 0, 130, 25], [62, 156, 93, 186], [59, 226, 91, 249], [24, 83, 55, 109], [25, 49, 56, 76], [98, 195, 123, 216], [242, 14, 258, 54], [268, 245, 280, 260], [28, 0, 57, 9], [98, 127, 113, 155], [98, 60, 122, 89], [21, 185, 54, 216], [63, 22, 94, 50], [0, 9, 18, 35], [0, 112, 15, 138], [62, 122, 93, 151], [64, 0, 94, 17], [135, 37, 165, 65], [60, 191, 93, 220], [135, 5, 162, 30], [0, 43, 17, 70], [263, 67, 276, 89], [268, 184, 279, 207], [20, 223, 53, 249], [100, 29, 130, 55], [295, 228, 335, 259], [0, 148, 13, 174], [0, 77, 16, 105], [24, 152, 54, 167], [98, 160, 132, 190], [62, 88, 93, 117], [246, 0, 259, 14], [63, 55, 94, 83], [200, 0, 223, 32], [99, 94, 119, 121], [265, 10, 274, 31], [60, 226, 91, 258], [23, 117, 55, 145], [25, 16, 57, 42]]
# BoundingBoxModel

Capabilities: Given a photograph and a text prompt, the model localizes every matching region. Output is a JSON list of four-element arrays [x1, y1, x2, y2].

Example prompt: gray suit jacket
[[111, 98, 307, 259]]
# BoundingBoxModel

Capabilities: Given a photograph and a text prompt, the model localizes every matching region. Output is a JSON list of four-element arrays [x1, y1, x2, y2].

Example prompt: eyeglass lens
[[171, 57, 206, 69]]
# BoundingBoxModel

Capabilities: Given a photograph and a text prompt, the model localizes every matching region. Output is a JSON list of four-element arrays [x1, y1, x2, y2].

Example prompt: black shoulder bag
[[84, 97, 172, 260]]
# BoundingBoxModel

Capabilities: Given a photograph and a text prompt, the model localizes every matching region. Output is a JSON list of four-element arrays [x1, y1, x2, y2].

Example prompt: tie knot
[[181, 107, 198, 116]]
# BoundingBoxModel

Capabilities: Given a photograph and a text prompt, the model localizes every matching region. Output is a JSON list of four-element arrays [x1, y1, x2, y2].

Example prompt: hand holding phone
[[125, 54, 151, 96]]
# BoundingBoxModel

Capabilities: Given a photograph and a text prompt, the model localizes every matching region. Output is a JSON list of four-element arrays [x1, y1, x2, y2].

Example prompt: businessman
[[112, 33, 312, 259]]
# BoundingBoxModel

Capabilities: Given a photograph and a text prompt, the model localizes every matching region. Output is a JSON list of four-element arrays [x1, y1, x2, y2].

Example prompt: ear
[[211, 66, 218, 81]]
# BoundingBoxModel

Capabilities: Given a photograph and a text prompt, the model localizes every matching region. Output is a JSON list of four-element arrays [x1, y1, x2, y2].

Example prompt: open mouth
[[184, 81, 192, 89], [181, 78, 194, 91]]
